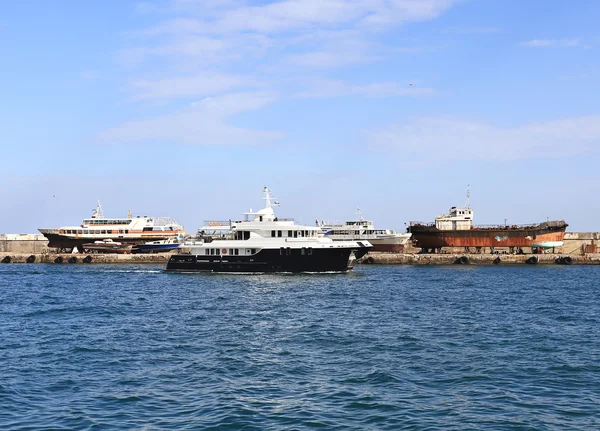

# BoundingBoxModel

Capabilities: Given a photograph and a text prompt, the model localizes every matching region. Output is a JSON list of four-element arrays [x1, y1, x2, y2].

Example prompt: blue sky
[[1, 0, 599, 233]]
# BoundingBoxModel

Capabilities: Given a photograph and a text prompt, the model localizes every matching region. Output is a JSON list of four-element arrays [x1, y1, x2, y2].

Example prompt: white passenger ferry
[[38, 201, 184, 252], [166, 187, 372, 273]]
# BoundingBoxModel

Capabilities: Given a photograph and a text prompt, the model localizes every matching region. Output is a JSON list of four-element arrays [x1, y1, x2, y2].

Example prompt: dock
[[359, 252, 600, 265], [0, 252, 171, 264]]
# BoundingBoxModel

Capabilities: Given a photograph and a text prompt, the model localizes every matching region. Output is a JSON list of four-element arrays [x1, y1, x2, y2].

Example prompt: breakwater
[[360, 252, 600, 265], [2, 251, 600, 265], [0, 253, 171, 264]]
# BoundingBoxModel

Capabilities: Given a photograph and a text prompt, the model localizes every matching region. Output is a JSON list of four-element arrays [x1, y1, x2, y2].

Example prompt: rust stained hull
[[409, 224, 567, 249]]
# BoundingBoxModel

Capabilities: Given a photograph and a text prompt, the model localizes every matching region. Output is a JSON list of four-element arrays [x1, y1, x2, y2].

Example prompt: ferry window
[[294, 231, 298, 238], [308, 248, 313, 255], [271, 230, 275, 237], [143, 227, 153, 232], [288, 231, 292, 237], [259, 216, 263, 222], [125, 230, 129, 234], [250, 249, 256, 254], [235, 249, 239, 255], [286, 247, 291, 255], [280, 247, 285, 255], [244, 231, 250, 240], [277, 230, 282, 237], [301, 247, 306, 255]]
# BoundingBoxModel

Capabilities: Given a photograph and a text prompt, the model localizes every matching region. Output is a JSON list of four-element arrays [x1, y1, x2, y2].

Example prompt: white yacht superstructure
[[167, 187, 372, 272]]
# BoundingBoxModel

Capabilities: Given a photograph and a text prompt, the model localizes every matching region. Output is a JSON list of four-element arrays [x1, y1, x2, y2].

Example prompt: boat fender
[[526, 256, 538, 265], [455, 256, 469, 264], [1, 256, 11, 264], [83, 255, 93, 264], [54, 256, 63, 264], [68, 256, 78, 264], [493, 257, 501, 265], [555, 256, 572, 265], [26, 255, 36, 263]]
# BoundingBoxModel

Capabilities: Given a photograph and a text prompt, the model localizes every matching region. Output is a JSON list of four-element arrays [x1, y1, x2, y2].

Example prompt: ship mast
[[465, 184, 471, 209], [92, 200, 104, 219], [263, 186, 280, 209]]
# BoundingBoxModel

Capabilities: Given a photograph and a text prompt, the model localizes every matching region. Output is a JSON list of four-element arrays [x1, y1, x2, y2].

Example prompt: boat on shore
[[166, 187, 372, 273], [38, 201, 184, 252], [82, 239, 133, 254], [407, 188, 568, 253], [318, 210, 412, 252], [133, 237, 181, 254]]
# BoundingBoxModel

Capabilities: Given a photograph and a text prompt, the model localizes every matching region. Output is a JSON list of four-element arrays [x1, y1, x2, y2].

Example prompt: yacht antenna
[[263, 186, 280, 208], [357, 207, 363, 221]]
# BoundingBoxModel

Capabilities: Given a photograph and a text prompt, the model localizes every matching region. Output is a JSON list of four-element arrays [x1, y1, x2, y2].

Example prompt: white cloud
[[296, 78, 435, 98], [96, 92, 283, 146], [148, 0, 460, 35], [521, 39, 580, 48], [361, 115, 600, 160], [129, 72, 258, 101]]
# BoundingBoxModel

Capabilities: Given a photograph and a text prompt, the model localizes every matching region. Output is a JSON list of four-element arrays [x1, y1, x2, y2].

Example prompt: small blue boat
[[134, 237, 181, 253]]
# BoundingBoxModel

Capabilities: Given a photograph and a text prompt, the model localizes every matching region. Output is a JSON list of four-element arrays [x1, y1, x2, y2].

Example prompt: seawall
[[0, 252, 171, 264], [359, 252, 600, 265]]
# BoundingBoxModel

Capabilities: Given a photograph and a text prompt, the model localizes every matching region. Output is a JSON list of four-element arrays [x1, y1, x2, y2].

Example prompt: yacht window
[[288, 231, 292, 237], [277, 230, 282, 237], [259, 216, 263, 222], [294, 231, 298, 238], [125, 230, 129, 234], [271, 230, 276, 237], [244, 231, 250, 240]]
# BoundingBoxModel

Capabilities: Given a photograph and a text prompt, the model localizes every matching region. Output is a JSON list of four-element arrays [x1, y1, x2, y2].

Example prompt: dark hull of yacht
[[39, 231, 180, 250], [166, 245, 371, 273]]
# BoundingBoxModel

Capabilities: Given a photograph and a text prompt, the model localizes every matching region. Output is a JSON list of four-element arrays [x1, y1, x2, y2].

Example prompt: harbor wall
[[0, 252, 171, 264], [0, 234, 49, 253], [360, 252, 600, 265], [562, 232, 599, 254]]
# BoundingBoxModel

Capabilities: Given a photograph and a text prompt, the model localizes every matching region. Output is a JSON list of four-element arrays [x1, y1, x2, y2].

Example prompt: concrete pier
[[0, 252, 171, 264], [359, 252, 600, 265]]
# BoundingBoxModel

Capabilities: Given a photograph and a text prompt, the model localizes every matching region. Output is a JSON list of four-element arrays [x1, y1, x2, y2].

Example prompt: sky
[[1, 0, 599, 233]]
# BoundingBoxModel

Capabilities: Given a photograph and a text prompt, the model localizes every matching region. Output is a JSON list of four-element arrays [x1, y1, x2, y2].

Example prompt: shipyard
[[1, 187, 599, 267]]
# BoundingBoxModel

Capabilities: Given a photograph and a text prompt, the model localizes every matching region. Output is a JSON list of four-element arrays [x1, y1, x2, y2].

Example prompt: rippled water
[[1, 264, 599, 430]]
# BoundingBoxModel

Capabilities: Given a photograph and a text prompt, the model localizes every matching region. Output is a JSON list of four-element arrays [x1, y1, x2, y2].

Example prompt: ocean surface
[[1, 264, 599, 430]]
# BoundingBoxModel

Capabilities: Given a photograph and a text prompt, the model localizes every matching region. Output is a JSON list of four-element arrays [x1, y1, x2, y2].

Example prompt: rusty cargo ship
[[407, 191, 568, 252]]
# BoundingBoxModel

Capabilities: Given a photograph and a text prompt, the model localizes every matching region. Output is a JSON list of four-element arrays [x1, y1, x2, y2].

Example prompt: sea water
[[0, 264, 599, 430]]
